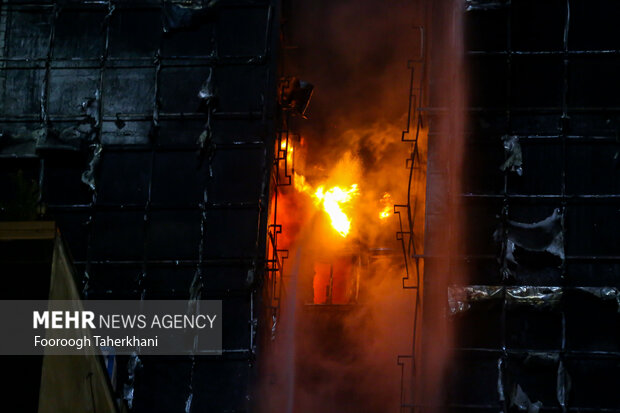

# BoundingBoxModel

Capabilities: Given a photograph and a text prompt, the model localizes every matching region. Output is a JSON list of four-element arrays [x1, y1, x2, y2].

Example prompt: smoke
[[414, 1, 468, 411], [258, 1, 465, 412], [289, 0, 420, 168]]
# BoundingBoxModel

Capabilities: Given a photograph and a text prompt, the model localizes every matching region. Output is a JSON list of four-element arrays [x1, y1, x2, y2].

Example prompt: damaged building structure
[[437, 0, 620, 411], [0, 0, 619, 412], [0, 0, 279, 410]]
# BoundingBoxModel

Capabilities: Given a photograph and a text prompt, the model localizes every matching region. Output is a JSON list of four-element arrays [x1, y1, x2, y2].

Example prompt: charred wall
[[433, 0, 620, 412], [0, 0, 279, 411]]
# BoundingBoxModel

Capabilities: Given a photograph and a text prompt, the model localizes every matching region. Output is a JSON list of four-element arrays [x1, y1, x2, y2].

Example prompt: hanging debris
[[197, 121, 213, 150], [246, 268, 255, 286], [510, 384, 543, 413], [197, 68, 217, 172], [465, 0, 508, 11], [123, 353, 142, 410], [197, 124, 215, 177], [505, 286, 563, 309], [189, 191, 207, 305], [576, 287, 620, 313], [198, 68, 216, 105], [162, 1, 219, 32], [280, 77, 314, 117], [523, 352, 559, 364], [81, 144, 103, 192], [184, 393, 193, 413], [448, 285, 564, 314], [495, 208, 565, 273], [81, 90, 101, 128], [189, 268, 203, 303], [500, 134, 523, 176], [447, 285, 503, 315], [36, 90, 100, 151], [271, 314, 277, 341], [82, 270, 91, 298], [497, 358, 505, 403], [556, 360, 571, 410]]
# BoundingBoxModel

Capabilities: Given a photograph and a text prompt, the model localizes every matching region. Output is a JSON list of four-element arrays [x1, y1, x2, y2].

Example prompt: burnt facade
[[0, 0, 279, 411], [419, 0, 620, 411]]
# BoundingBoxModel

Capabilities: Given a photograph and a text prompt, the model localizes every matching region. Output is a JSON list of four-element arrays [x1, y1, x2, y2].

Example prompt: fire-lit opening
[[312, 255, 359, 304]]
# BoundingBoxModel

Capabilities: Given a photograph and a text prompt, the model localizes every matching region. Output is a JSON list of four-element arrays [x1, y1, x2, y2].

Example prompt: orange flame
[[379, 192, 394, 220], [287, 146, 293, 164], [294, 172, 359, 237], [280, 140, 294, 164], [314, 184, 359, 237]]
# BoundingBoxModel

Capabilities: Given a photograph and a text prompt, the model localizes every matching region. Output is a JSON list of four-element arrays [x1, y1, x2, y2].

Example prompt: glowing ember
[[314, 184, 359, 237], [280, 140, 293, 164], [287, 145, 293, 164], [379, 192, 394, 220]]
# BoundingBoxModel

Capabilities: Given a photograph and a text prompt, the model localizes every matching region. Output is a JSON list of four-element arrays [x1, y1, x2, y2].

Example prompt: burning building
[[0, 0, 619, 412]]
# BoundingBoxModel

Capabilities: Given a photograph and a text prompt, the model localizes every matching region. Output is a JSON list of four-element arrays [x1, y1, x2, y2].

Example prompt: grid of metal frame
[[396, 25, 427, 413], [0, 1, 279, 411], [447, 0, 620, 411]]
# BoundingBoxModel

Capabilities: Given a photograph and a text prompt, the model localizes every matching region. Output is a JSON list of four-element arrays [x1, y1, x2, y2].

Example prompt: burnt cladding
[[0, 0, 280, 411], [438, 0, 620, 411]]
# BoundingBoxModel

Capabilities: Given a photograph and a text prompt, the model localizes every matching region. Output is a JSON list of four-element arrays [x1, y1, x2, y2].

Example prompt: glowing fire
[[314, 184, 359, 237], [294, 172, 359, 237], [280, 140, 293, 164], [379, 192, 394, 220]]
